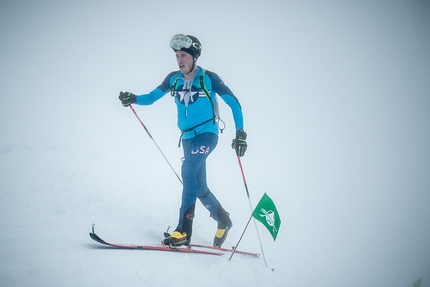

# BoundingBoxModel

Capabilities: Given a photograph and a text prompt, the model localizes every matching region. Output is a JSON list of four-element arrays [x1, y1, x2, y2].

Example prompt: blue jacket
[[135, 67, 244, 139]]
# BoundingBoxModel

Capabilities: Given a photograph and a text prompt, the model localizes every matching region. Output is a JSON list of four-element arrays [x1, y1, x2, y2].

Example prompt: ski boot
[[163, 230, 189, 247], [213, 211, 233, 248]]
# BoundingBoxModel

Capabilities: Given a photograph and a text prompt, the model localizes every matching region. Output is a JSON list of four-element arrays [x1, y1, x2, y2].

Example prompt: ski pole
[[129, 105, 183, 185], [230, 156, 268, 267]]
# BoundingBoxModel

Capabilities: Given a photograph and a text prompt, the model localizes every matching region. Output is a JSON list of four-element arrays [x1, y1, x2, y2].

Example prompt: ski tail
[[190, 243, 260, 257]]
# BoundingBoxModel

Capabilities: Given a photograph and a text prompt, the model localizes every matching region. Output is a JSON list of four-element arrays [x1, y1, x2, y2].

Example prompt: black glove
[[118, 91, 137, 107], [232, 129, 247, 157]]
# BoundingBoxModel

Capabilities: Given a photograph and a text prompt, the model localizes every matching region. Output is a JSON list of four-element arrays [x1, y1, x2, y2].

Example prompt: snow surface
[[0, 130, 286, 287], [1, 1, 430, 286]]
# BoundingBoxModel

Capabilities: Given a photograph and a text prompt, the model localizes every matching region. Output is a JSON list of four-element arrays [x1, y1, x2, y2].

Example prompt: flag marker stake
[[230, 156, 268, 267], [228, 214, 252, 260]]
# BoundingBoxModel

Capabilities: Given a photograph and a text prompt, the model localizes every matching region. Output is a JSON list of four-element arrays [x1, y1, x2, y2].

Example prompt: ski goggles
[[170, 34, 193, 50]]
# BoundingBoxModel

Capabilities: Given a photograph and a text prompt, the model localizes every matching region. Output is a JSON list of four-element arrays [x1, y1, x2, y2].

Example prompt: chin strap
[[186, 58, 198, 75]]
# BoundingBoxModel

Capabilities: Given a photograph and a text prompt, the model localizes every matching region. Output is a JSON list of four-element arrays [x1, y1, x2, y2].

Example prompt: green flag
[[252, 193, 281, 241], [412, 278, 422, 287]]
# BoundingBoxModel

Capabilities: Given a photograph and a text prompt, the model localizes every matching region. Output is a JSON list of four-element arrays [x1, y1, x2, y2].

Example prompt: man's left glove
[[232, 129, 247, 157], [118, 91, 137, 107]]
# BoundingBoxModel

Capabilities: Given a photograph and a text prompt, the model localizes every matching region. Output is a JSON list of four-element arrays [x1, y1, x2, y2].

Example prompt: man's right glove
[[231, 129, 247, 157], [118, 91, 137, 107]]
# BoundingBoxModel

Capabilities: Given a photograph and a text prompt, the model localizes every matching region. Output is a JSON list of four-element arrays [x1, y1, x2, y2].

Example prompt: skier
[[118, 34, 247, 247]]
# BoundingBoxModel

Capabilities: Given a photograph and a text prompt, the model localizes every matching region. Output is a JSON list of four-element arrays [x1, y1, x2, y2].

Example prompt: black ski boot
[[163, 230, 188, 247], [213, 206, 233, 248], [164, 204, 195, 247]]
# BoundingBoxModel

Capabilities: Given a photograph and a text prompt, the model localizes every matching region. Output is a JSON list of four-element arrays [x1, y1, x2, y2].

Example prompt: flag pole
[[229, 214, 252, 260], [231, 156, 268, 267]]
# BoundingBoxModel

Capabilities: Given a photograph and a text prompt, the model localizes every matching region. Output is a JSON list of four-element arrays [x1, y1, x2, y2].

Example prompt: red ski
[[89, 229, 223, 256], [162, 228, 260, 257], [190, 243, 260, 257]]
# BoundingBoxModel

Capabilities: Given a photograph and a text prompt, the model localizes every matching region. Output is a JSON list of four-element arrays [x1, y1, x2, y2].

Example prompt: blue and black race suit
[[135, 66, 244, 139]]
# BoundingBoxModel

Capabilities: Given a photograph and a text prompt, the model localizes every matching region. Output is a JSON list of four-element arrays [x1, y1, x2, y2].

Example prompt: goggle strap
[[170, 34, 192, 50]]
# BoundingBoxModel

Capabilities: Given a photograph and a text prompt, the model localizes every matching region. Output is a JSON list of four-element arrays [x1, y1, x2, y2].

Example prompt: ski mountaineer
[[118, 34, 248, 248]]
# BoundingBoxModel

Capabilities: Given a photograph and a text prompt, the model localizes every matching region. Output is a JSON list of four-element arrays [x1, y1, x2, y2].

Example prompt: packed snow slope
[[1, 1, 430, 286]]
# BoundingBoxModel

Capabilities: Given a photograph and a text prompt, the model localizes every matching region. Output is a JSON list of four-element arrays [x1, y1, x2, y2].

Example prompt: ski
[[89, 227, 223, 256], [190, 243, 260, 257], [163, 228, 260, 257]]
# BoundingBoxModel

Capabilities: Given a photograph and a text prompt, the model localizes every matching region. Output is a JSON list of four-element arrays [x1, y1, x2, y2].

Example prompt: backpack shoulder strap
[[198, 69, 211, 100], [170, 71, 181, 97], [198, 69, 225, 132]]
